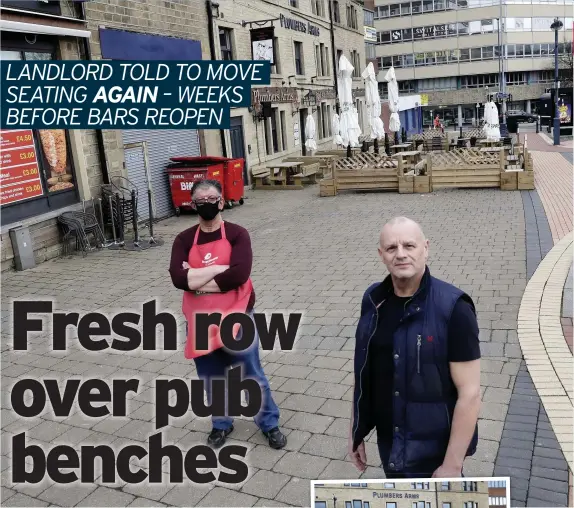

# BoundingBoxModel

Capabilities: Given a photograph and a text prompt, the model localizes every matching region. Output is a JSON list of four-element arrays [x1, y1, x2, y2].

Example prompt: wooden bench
[[251, 167, 269, 187]]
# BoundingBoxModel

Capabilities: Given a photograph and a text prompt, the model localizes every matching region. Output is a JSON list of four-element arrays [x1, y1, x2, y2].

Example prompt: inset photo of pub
[[311, 478, 510, 508]]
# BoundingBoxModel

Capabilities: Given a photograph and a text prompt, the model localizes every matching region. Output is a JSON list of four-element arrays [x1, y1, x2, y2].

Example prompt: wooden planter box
[[414, 175, 431, 193], [319, 179, 337, 197], [399, 175, 414, 194], [517, 170, 535, 190], [500, 171, 518, 191]]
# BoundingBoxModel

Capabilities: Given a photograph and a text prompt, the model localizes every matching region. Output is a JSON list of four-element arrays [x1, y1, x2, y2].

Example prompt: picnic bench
[[251, 161, 307, 189]]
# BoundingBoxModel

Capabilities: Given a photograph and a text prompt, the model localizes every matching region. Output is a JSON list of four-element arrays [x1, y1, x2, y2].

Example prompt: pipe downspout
[[206, 0, 228, 157], [79, 2, 110, 184], [328, 0, 339, 114]]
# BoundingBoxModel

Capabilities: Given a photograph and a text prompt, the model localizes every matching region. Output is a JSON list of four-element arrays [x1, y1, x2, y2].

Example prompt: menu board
[[0, 129, 44, 206]]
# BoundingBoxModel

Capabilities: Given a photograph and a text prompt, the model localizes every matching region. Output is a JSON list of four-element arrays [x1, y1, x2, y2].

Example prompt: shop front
[[1, 33, 82, 227]]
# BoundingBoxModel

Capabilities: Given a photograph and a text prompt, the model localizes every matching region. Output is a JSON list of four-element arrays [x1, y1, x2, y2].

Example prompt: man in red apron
[[169, 179, 286, 450]]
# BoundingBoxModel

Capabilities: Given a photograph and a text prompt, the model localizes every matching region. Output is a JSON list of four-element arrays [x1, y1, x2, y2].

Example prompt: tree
[[547, 41, 573, 88]]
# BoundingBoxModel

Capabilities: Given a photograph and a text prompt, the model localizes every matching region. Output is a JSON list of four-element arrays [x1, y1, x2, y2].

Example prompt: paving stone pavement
[[0, 183, 549, 507]]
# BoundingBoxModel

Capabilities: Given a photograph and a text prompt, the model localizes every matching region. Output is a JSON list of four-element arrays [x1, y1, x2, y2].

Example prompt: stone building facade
[[313, 481, 490, 508], [211, 0, 367, 179], [0, 0, 215, 271]]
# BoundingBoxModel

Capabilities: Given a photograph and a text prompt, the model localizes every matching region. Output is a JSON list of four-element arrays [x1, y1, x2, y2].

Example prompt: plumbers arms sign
[[279, 13, 320, 36], [252, 87, 298, 104]]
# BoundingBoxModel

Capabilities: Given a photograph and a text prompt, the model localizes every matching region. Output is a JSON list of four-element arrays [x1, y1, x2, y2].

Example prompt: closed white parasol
[[337, 54, 361, 148], [305, 113, 318, 152], [361, 62, 385, 140], [384, 66, 401, 134]]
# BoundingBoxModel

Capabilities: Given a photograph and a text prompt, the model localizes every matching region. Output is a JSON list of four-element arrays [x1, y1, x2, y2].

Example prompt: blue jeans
[[192, 310, 280, 433]]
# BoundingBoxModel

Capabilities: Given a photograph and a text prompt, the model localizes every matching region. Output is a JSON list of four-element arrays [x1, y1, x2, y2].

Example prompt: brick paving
[[1, 185, 527, 507], [0, 162, 572, 507], [525, 132, 573, 152], [531, 150, 573, 244]]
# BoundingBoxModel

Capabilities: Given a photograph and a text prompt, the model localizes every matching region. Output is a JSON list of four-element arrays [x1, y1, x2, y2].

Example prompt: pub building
[[211, 0, 367, 176], [314, 481, 492, 508]]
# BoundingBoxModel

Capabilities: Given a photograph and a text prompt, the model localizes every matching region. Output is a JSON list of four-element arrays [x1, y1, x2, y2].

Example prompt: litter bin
[[166, 156, 245, 216]]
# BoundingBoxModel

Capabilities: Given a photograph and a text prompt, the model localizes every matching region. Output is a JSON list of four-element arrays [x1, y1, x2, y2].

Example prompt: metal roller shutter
[[122, 129, 200, 220]]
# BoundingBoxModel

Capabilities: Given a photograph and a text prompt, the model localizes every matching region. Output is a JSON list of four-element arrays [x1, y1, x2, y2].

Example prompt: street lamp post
[[550, 17, 563, 146]]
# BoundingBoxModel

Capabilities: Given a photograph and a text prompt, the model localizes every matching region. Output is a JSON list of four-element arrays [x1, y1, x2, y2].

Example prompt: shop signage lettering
[[252, 87, 298, 104], [315, 89, 336, 101], [279, 14, 320, 36], [0, 129, 44, 206], [372, 492, 420, 499]]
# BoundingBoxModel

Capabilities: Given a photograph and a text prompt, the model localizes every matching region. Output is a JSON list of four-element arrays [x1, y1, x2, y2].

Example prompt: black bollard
[[361, 140, 368, 152], [384, 133, 390, 155], [347, 144, 352, 158], [374, 137, 379, 154], [460, 126, 463, 138]]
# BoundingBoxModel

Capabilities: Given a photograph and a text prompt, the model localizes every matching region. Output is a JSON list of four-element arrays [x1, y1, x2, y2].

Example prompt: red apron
[[182, 221, 253, 359]]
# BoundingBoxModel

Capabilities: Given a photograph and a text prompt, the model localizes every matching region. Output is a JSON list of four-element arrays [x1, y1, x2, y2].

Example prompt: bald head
[[378, 216, 429, 283], [380, 217, 426, 246]]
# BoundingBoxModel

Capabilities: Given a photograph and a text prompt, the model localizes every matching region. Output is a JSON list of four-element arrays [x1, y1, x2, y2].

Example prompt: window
[[412, 1, 422, 13], [488, 481, 506, 488], [364, 9, 374, 26], [386, 503, 397, 508], [289, 0, 298, 6], [316, 43, 329, 76], [265, 107, 282, 155], [506, 72, 526, 85], [365, 43, 376, 59], [353, 500, 362, 508], [315, 503, 327, 508], [463, 503, 477, 508], [312, 0, 324, 16], [411, 483, 430, 490], [489, 497, 507, 505], [294, 42, 304, 74], [219, 28, 233, 60], [384, 483, 395, 488], [332, 0, 340, 22], [442, 504, 451, 508], [346, 502, 352, 508], [0, 44, 79, 225], [326, 105, 332, 136], [336, 49, 343, 72]]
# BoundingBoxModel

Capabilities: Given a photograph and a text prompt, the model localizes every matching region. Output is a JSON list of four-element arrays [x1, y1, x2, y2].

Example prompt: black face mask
[[195, 202, 220, 221]]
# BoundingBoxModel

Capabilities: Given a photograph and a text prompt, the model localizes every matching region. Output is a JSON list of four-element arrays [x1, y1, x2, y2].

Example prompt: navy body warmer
[[352, 267, 479, 472]]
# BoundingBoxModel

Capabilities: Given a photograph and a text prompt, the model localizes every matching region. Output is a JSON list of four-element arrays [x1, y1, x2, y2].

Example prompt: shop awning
[[0, 19, 91, 38]]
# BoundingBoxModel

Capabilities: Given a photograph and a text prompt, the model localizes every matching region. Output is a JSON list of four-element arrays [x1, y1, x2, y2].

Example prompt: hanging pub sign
[[250, 26, 275, 64], [352, 88, 365, 99], [302, 90, 317, 107]]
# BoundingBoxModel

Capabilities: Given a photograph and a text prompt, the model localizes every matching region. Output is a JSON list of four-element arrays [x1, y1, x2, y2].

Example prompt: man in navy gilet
[[348, 217, 481, 478]]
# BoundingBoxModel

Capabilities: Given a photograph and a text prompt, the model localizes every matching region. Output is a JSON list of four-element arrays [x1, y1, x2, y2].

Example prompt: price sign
[[0, 129, 44, 206]]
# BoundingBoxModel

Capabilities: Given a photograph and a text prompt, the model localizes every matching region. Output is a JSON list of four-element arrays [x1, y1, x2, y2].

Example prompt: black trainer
[[207, 426, 234, 448], [262, 427, 287, 449]]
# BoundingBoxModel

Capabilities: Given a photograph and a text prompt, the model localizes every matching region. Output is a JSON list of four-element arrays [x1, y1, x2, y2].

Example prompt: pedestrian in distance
[[348, 216, 481, 478], [169, 179, 287, 450]]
